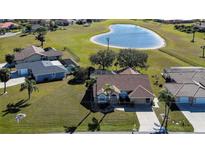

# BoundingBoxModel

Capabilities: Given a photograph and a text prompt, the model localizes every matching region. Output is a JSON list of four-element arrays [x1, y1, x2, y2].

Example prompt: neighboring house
[[0, 22, 18, 29], [195, 22, 205, 32], [162, 67, 205, 104], [60, 58, 79, 74], [31, 24, 42, 32], [16, 60, 67, 83], [14, 45, 63, 64], [93, 74, 154, 105], [90, 69, 116, 79], [153, 19, 196, 24], [55, 19, 75, 26]]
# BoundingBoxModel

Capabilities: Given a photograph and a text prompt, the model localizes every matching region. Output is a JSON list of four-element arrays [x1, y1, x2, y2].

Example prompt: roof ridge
[[174, 83, 185, 96], [129, 85, 154, 97]]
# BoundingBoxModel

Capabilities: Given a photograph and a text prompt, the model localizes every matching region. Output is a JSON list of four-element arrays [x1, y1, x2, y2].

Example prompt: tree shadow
[[67, 79, 85, 85], [2, 99, 30, 117], [88, 114, 107, 132], [169, 103, 180, 111], [80, 87, 94, 111], [64, 111, 91, 134]]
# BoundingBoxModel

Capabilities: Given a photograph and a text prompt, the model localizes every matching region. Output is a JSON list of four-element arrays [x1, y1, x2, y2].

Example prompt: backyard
[[1, 19, 204, 133]]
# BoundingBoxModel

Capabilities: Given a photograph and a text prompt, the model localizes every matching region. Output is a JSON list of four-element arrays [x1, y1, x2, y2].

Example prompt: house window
[[119, 91, 129, 101], [146, 98, 150, 103], [97, 94, 107, 103]]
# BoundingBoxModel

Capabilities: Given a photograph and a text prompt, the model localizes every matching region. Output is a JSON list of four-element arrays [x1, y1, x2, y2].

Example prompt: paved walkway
[[0, 77, 25, 89], [177, 104, 205, 133], [115, 104, 160, 133]]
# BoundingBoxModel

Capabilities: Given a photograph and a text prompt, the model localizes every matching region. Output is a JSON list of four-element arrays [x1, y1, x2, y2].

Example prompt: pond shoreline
[[90, 24, 166, 50]]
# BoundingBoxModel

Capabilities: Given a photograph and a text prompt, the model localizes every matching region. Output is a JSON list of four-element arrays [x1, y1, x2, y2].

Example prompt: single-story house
[[93, 74, 154, 105], [16, 60, 67, 83], [60, 58, 79, 74], [162, 67, 205, 104], [194, 22, 205, 32], [31, 24, 42, 32], [0, 22, 18, 29], [14, 45, 63, 64]]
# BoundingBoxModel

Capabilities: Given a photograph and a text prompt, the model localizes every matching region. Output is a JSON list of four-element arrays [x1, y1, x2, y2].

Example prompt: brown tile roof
[[14, 45, 63, 61], [93, 74, 154, 98], [0, 22, 17, 29], [129, 85, 154, 98]]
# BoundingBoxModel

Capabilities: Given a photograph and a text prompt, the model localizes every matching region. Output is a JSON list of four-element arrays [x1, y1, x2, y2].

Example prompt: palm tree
[[0, 68, 10, 94], [191, 27, 198, 43], [103, 84, 114, 103], [201, 45, 205, 58], [35, 27, 47, 47], [35, 33, 45, 47], [20, 78, 38, 100], [158, 88, 175, 133], [5, 54, 15, 69]]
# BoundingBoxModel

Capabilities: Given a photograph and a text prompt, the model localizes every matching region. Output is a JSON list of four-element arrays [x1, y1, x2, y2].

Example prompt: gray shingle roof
[[165, 83, 205, 98], [14, 45, 63, 61], [164, 67, 205, 98], [16, 60, 67, 76]]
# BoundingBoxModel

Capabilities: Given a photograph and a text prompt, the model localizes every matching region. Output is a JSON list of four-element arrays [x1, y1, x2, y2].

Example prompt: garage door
[[195, 98, 205, 104], [178, 97, 189, 103]]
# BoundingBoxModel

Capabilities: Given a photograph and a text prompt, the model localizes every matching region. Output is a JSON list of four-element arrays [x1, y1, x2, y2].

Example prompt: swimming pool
[[90, 24, 165, 49]]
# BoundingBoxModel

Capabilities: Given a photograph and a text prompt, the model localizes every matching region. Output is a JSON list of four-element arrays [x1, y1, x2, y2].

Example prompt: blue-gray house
[[16, 60, 67, 83]]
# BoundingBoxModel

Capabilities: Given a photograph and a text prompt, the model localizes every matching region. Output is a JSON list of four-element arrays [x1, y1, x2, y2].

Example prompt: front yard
[[0, 79, 138, 133]]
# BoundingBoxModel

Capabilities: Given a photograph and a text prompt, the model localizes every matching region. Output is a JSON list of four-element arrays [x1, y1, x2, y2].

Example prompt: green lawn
[[0, 79, 138, 133], [0, 19, 201, 133]]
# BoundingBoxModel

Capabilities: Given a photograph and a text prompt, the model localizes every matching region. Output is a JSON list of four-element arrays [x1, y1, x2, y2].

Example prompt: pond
[[90, 24, 165, 49]]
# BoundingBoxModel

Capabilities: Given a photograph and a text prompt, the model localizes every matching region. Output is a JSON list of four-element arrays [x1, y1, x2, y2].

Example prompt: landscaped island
[[2, 19, 205, 133]]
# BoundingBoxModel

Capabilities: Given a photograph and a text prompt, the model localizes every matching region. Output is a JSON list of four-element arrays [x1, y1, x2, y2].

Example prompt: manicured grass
[[0, 19, 201, 133], [0, 79, 138, 133], [154, 102, 193, 132]]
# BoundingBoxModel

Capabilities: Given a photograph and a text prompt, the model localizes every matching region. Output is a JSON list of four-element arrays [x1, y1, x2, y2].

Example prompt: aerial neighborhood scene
[[1, 19, 205, 134]]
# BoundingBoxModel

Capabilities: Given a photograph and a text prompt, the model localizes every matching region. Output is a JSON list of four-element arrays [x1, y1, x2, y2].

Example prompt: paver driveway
[[123, 104, 160, 133], [177, 104, 205, 132]]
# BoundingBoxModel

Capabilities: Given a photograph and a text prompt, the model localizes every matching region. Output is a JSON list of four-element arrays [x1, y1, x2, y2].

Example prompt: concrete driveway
[[177, 104, 205, 132], [134, 104, 160, 132], [0, 77, 25, 89], [116, 104, 160, 133]]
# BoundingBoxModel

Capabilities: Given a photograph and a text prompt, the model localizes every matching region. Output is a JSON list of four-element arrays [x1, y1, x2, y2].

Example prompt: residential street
[[177, 104, 205, 133]]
